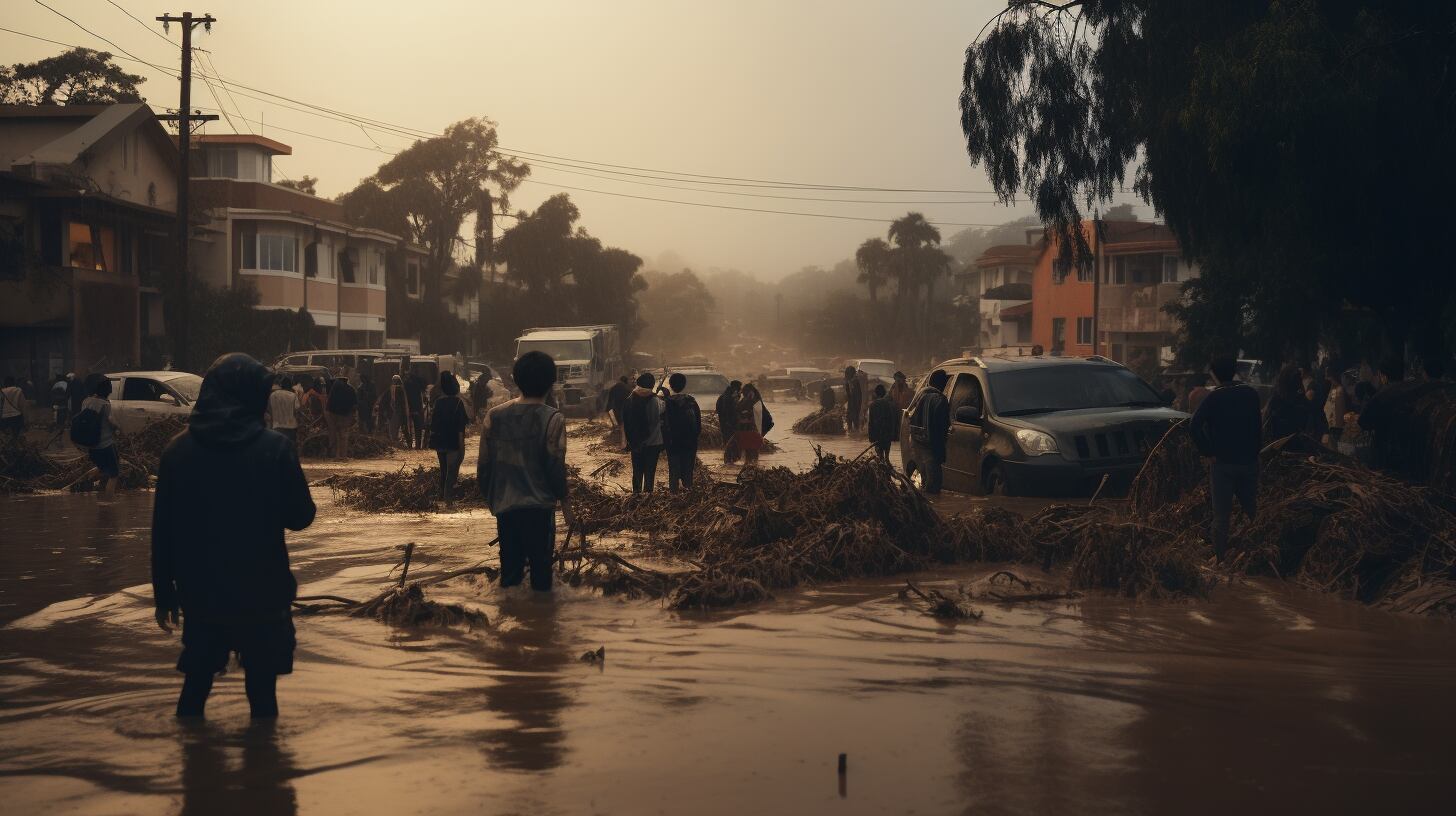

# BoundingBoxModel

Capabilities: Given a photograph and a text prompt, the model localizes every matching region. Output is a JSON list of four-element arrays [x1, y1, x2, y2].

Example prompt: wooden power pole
[[157, 12, 217, 371]]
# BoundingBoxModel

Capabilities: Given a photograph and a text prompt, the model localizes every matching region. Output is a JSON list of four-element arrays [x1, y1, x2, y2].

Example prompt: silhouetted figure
[[889, 371, 912, 410], [1189, 354, 1262, 559], [909, 371, 949, 494], [402, 366, 426, 449], [843, 366, 864, 433], [479, 351, 573, 591], [1263, 364, 1310, 441], [623, 372, 664, 493], [152, 353, 317, 719], [429, 372, 470, 509], [867, 384, 898, 462], [717, 380, 741, 464], [735, 383, 767, 467], [663, 372, 702, 491]]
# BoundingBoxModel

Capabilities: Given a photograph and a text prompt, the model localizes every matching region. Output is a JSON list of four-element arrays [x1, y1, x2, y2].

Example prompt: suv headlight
[[1015, 428, 1059, 456]]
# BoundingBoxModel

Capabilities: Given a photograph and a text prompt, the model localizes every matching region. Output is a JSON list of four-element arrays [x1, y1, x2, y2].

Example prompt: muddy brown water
[[3, 401, 1454, 814]]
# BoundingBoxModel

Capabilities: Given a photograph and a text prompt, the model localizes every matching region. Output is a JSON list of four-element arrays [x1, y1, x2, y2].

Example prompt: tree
[[636, 269, 717, 352], [960, 1, 1456, 365], [276, 175, 318, 196], [573, 243, 647, 349], [340, 118, 528, 350], [854, 238, 892, 303], [496, 194, 580, 296], [886, 212, 954, 358], [0, 48, 144, 105]]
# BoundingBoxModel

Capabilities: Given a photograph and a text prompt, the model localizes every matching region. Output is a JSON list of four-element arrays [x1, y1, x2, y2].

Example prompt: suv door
[[942, 372, 987, 493], [116, 376, 186, 432]]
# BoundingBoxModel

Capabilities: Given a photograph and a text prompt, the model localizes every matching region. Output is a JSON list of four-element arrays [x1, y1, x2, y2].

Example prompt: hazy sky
[[6, 0, 1150, 277]]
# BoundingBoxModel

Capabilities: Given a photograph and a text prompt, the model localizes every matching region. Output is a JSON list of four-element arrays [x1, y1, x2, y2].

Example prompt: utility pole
[[1091, 209, 1102, 358], [157, 11, 217, 371]]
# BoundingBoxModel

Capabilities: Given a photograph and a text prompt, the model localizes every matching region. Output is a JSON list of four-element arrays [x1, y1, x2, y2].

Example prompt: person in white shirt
[[1, 375, 25, 441], [265, 375, 301, 447]]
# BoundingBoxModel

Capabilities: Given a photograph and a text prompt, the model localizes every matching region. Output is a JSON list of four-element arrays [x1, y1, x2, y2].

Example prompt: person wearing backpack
[[867, 383, 899, 463], [151, 353, 317, 719], [74, 376, 121, 500], [478, 351, 574, 591], [1, 375, 25, 441], [716, 380, 742, 464], [623, 372, 665, 493], [663, 372, 703, 492], [429, 372, 472, 509], [908, 371, 950, 495], [324, 375, 358, 459]]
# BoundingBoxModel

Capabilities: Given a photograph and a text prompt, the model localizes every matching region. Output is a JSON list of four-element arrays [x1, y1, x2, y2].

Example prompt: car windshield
[[988, 366, 1163, 416], [162, 374, 203, 403], [856, 361, 896, 377], [683, 373, 728, 394], [517, 339, 593, 361]]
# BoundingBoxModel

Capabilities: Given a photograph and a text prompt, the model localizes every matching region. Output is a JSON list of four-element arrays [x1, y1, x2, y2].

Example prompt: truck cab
[[515, 325, 623, 416]]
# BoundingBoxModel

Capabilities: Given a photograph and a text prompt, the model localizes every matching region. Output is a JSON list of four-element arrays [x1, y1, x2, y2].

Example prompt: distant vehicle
[[900, 355, 1186, 497], [663, 364, 731, 404], [516, 325, 623, 416], [103, 371, 202, 433], [847, 358, 898, 387], [764, 375, 808, 401]]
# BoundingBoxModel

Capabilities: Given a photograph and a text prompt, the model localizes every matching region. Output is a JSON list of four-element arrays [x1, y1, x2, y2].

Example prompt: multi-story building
[[187, 134, 420, 349], [971, 242, 1039, 352], [0, 103, 177, 383], [1029, 220, 1198, 374]]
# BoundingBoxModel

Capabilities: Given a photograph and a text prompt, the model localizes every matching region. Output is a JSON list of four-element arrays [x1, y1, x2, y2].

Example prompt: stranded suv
[[900, 356, 1187, 497]]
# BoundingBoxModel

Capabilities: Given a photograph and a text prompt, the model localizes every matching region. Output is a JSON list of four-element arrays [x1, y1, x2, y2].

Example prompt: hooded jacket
[[623, 386, 664, 449], [151, 354, 316, 618]]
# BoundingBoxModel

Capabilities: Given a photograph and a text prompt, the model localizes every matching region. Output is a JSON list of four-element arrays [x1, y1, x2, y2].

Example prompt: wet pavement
[[2, 400, 1454, 814]]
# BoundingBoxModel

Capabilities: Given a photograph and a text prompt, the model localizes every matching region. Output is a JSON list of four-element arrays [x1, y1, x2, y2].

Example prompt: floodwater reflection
[[477, 593, 572, 771]]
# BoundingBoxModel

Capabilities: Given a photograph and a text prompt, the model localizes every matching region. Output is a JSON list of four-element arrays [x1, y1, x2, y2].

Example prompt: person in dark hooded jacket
[[151, 353, 316, 719]]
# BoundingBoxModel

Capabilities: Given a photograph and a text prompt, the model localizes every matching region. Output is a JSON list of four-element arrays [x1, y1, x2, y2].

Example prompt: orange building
[[1030, 220, 1197, 373]]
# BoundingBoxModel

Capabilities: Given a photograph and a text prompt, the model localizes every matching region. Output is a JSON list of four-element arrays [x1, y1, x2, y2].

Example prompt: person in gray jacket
[[478, 351, 574, 591]]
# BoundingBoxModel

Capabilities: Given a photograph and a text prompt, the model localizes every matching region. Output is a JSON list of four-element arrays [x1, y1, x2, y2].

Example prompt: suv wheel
[[981, 462, 1009, 497]]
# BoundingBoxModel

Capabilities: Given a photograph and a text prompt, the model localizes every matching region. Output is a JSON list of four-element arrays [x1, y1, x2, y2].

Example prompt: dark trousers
[[1, 415, 20, 441], [846, 401, 862, 431], [873, 442, 891, 462], [667, 447, 697, 491], [178, 671, 278, 719], [1210, 462, 1258, 557], [631, 445, 663, 493], [436, 448, 463, 502], [498, 507, 555, 591], [915, 444, 944, 493], [408, 411, 425, 448]]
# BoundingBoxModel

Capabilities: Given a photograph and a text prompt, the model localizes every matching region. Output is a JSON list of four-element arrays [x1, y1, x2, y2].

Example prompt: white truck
[[515, 325, 624, 416]]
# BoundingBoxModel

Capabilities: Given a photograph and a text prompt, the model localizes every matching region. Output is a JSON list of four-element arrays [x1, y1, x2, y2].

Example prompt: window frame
[[1162, 255, 1180, 284], [256, 233, 297, 273], [1076, 316, 1094, 346]]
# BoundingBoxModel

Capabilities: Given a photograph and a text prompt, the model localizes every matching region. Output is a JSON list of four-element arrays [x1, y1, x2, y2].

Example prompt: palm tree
[[855, 238, 892, 302], [887, 213, 950, 359], [888, 211, 941, 251]]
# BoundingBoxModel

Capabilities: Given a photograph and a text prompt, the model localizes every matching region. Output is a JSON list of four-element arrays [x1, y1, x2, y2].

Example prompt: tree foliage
[[0, 48, 145, 105], [339, 118, 527, 350], [960, 0, 1456, 364], [636, 269, 717, 353], [276, 175, 318, 196]]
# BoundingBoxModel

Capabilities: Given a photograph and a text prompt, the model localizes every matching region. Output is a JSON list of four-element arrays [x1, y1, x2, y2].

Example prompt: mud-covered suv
[[900, 356, 1186, 497]]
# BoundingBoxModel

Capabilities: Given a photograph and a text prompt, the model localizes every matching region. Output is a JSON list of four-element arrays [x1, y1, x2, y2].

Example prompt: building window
[[1052, 259, 1069, 284], [339, 249, 356, 283], [1105, 256, 1126, 285], [1162, 255, 1180, 283], [211, 148, 239, 178], [1051, 317, 1066, 351], [367, 251, 380, 285], [67, 222, 116, 271], [406, 260, 419, 295], [1076, 261, 1094, 282], [257, 234, 296, 272], [1076, 316, 1093, 345]]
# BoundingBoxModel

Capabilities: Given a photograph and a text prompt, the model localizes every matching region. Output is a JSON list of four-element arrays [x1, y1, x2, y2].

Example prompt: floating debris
[[901, 580, 981, 620], [791, 406, 846, 436]]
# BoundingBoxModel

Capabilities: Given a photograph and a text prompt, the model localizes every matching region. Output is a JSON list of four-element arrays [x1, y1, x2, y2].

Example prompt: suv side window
[[122, 377, 167, 401], [947, 373, 984, 419]]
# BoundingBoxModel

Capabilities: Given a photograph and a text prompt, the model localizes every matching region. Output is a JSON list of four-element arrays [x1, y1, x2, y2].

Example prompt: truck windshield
[[517, 339, 593, 361], [856, 361, 896, 378], [989, 366, 1164, 416]]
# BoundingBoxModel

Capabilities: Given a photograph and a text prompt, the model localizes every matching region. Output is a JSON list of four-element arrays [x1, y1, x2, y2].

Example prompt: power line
[[104, 0, 176, 49], [30, 0, 178, 79]]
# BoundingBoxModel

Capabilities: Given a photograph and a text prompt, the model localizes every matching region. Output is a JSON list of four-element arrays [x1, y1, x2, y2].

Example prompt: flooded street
[[3, 401, 1454, 815]]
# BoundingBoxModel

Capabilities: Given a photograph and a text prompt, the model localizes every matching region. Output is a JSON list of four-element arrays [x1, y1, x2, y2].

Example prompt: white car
[[104, 371, 202, 433]]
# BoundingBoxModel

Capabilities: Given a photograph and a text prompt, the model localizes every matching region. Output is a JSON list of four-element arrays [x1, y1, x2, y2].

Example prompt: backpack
[[761, 403, 774, 436], [664, 394, 701, 448], [71, 405, 102, 447], [623, 393, 653, 446]]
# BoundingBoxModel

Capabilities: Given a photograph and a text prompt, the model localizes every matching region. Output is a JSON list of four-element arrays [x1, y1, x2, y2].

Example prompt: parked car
[[662, 366, 731, 405], [847, 358, 898, 388], [103, 371, 203, 433], [899, 356, 1187, 497]]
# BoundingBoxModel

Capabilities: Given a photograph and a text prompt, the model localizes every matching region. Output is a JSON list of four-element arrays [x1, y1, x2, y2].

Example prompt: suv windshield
[[517, 339, 593, 361], [989, 366, 1163, 416]]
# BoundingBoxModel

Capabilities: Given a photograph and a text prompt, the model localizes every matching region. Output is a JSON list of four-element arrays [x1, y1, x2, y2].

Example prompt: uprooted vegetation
[[1, 418, 186, 493], [326, 418, 1456, 620]]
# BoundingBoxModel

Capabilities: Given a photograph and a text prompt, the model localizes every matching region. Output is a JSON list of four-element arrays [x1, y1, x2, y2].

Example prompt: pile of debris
[[1131, 427, 1456, 615], [295, 421, 402, 459], [1, 418, 186, 493], [791, 406, 846, 435]]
